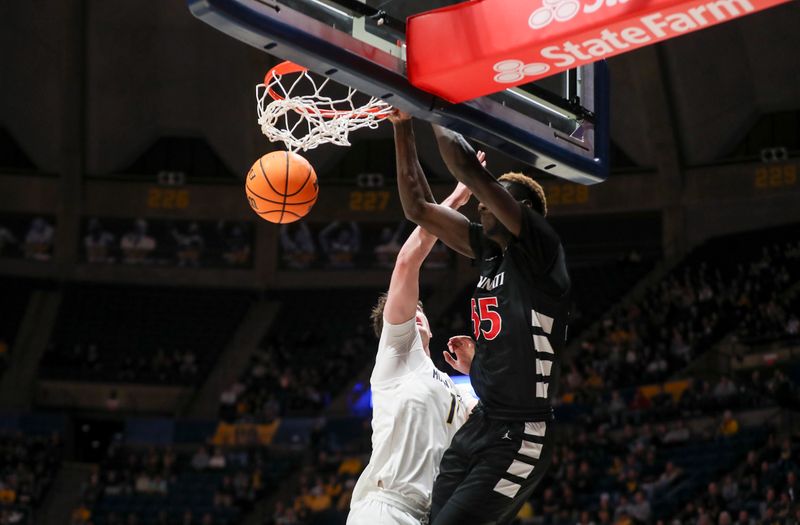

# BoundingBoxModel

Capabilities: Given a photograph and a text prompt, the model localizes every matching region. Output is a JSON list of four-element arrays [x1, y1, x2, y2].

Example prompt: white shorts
[[347, 496, 424, 525]]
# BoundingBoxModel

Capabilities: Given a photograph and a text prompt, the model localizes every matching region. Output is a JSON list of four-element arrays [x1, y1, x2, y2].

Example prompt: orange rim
[[264, 61, 390, 120]]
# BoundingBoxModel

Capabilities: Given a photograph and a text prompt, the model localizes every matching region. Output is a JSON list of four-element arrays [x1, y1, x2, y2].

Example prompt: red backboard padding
[[407, 0, 791, 103]]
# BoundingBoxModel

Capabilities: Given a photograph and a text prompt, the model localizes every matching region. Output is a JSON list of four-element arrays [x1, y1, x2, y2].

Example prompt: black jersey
[[467, 204, 570, 421]]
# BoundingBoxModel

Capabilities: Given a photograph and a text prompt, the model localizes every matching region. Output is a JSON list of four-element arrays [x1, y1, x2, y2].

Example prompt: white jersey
[[350, 317, 473, 519]]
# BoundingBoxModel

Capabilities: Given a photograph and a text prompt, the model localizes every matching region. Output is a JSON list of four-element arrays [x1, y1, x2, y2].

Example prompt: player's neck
[[488, 232, 513, 251]]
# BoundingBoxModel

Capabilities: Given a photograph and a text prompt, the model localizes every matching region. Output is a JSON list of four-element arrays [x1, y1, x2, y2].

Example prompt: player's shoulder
[[519, 205, 560, 241], [379, 316, 418, 342]]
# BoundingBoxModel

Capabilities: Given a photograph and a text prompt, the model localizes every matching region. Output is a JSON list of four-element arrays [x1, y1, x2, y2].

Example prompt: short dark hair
[[370, 293, 424, 338], [498, 172, 547, 217]]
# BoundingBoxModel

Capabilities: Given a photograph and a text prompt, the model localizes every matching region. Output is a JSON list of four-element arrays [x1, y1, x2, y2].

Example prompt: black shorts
[[431, 405, 555, 525]]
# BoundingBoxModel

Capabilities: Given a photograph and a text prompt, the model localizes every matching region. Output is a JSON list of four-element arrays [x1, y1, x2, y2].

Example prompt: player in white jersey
[[348, 180, 479, 525]]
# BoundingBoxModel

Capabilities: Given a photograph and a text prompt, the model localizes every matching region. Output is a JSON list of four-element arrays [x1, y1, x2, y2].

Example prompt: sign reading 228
[[471, 297, 503, 341]]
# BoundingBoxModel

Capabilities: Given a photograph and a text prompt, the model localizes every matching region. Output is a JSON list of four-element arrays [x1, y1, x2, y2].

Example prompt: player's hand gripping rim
[[387, 108, 412, 124]]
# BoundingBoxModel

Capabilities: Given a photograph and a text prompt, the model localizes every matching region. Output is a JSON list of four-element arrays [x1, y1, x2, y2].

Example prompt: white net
[[256, 63, 393, 152]]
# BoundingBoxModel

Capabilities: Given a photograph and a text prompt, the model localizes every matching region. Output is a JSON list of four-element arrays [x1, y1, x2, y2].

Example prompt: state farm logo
[[529, 0, 630, 30], [490, 0, 762, 87], [530, 0, 582, 29], [493, 60, 550, 83]]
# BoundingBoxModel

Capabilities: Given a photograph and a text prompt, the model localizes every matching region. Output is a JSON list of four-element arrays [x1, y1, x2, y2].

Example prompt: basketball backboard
[[189, 0, 610, 184]]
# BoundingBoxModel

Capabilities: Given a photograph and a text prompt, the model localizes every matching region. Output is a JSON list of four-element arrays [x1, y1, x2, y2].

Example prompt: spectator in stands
[[759, 487, 777, 520], [734, 509, 754, 525], [627, 491, 652, 523], [305, 479, 332, 513], [273, 503, 300, 525], [208, 447, 226, 469], [172, 222, 205, 267], [713, 376, 738, 404], [105, 389, 121, 411], [214, 476, 235, 507], [645, 354, 669, 381], [84, 218, 115, 263], [718, 410, 739, 437], [0, 224, 18, 257], [740, 474, 761, 508], [630, 388, 652, 419], [280, 222, 316, 269], [220, 222, 252, 266], [271, 501, 291, 525], [719, 474, 738, 504], [120, 219, 156, 264], [539, 487, 559, 518], [650, 385, 675, 416], [71, 502, 91, 524], [646, 460, 683, 497], [318, 221, 360, 268], [741, 450, 760, 478], [784, 308, 799, 336], [178, 350, 198, 377], [703, 482, 725, 517], [372, 222, 403, 269], [515, 501, 535, 524], [784, 470, 798, 497], [608, 390, 627, 426], [23, 216, 54, 261], [218, 386, 239, 422]]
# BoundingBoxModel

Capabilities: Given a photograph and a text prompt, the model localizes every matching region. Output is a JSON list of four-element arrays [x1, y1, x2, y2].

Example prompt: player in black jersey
[[389, 110, 571, 525]]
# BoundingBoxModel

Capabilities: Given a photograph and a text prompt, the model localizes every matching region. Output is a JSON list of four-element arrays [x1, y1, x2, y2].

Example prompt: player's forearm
[[396, 226, 436, 270], [396, 187, 463, 269], [394, 121, 436, 222], [432, 125, 482, 185]]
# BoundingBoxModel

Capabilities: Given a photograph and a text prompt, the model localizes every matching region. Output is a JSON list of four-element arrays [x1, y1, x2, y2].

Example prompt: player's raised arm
[[390, 113, 474, 258], [432, 124, 524, 238], [383, 183, 471, 325]]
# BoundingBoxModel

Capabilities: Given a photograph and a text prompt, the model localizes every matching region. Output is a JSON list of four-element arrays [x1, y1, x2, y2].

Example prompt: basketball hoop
[[256, 61, 393, 152]]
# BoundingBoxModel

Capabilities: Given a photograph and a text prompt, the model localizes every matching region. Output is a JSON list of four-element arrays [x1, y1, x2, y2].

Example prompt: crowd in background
[[220, 329, 369, 422], [45, 343, 201, 386], [219, 289, 378, 422], [263, 390, 782, 525], [41, 286, 250, 386], [269, 419, 370, 525], [741, 367, 800, 413], [566, 239, 800, 401], [279, 221, 453, 271], [82, 218, 253, 268], [258, 226, 800, 525], [0, 215, 55, 262], [675, 434, 799, 525], [0, 433, 62, 525], [72, 444, 277, 525], [738, 293, 800, 348], [0, 216, 796, 524], [584, 375, 773, 431]]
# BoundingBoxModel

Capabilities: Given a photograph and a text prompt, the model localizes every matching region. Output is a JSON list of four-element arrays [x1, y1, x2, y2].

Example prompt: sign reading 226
[[471, 297, 503, 341]]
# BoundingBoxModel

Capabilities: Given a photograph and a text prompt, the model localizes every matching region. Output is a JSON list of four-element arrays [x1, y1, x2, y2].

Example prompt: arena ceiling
[[0, 1, 798, 178]]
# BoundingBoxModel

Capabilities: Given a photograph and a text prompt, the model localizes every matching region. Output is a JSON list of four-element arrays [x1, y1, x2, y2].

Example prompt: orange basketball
[[245, 151, 319, 224]]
